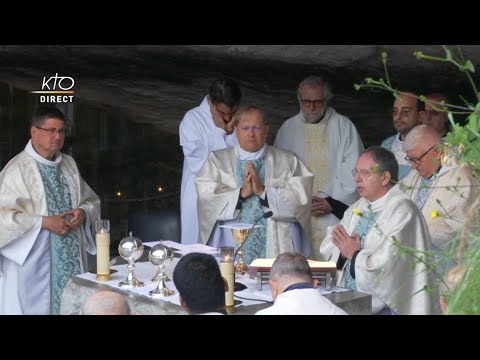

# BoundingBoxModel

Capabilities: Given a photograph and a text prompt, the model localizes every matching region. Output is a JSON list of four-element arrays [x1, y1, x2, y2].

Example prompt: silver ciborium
[[118, 232, 145, 288], [148, 243, 175, 297], [151, 244, 174, 282]]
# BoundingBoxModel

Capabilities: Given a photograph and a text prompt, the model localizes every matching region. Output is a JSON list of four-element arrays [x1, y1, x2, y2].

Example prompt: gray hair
[[297, 75, 333, 103], [404, 124, 441, 152], [270, 252, 312, 283]]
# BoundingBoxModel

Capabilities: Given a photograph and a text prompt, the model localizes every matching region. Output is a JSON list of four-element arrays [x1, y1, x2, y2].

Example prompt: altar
[[60, 260, 372, 315]]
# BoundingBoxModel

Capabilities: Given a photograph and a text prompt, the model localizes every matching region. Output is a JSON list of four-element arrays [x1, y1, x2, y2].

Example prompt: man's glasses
[[238, 125, 265, 133], [301, 98, 326, 108], [404, 145, 436, 165], [351, 169, 373, 177], [391, 108, 414, 118], [35, 126, 66, 136]]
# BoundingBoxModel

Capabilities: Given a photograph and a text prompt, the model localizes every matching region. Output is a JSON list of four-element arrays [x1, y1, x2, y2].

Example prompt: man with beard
[[274, 75, 363, 260], [381, 91, 423, 180]]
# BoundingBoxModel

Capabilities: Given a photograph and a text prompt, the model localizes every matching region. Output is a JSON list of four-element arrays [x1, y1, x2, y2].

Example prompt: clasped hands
[[331, 224, 360, 260], [240, 161, 265, 198], [43, 208, 86, 236], [311, 196, 333, 216]]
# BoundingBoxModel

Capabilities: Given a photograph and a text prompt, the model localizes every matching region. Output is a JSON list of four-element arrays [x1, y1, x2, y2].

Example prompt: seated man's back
[[256, 252, 347, 315]]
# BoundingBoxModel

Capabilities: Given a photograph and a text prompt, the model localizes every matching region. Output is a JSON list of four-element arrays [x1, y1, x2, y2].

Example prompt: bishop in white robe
[[196, 106, 313, 262]]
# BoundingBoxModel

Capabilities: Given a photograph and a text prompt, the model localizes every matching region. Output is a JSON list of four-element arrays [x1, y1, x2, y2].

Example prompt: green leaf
[[444, 47, 453, 61], [464, 60, 475, 73]]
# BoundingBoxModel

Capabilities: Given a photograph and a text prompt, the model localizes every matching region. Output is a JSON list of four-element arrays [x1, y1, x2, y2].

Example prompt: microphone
[[233, 211, 273, 292], [234, 211, 273, 259]]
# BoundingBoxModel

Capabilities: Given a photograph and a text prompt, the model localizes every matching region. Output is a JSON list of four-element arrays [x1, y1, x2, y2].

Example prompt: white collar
[[366, 185, 401, 213], [25, 139, 62, 167], [236, 144, 266, 160]]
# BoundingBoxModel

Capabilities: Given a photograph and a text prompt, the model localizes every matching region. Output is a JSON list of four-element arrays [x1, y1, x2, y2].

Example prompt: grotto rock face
[[1, 45, 478, 246], [1, 45, 479, 146]]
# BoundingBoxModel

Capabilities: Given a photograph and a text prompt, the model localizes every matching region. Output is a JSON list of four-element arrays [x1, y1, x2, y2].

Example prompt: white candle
[[96, 224, 111, 281], [219, 261, 234, 307]]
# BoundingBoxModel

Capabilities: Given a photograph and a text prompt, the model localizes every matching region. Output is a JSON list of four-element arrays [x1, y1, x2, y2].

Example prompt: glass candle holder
[[219, 246, 235, 307]]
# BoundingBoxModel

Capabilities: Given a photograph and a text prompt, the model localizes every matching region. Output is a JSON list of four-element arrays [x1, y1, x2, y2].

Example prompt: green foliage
[[355, 45, 480, 314]]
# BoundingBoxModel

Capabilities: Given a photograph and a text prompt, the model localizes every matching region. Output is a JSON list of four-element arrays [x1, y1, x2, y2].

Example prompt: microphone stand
[[234, 211, 273, 292]]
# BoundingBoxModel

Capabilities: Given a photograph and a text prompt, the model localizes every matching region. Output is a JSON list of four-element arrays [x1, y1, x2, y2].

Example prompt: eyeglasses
[[35, 126, 66, 136], [351, 169, 372, 177], [238, 125, 265, 133], [391, 108, 414, 118], [404, 145, 436, 165], [301, 98, 326, 108]]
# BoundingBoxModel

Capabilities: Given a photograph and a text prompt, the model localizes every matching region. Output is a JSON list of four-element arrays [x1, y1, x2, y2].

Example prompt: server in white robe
[[196, 106, 313, 262], [0, 107, 100, 315], [401, 125, 478, 261], [179, 79, 242, 245], [256, 252, 347, 315], [320, 146, 433, 315], [274, 75, 363, 259]]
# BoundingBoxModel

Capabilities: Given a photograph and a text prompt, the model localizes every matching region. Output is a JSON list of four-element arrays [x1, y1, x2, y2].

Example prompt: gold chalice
[[232, 228, 251, 291]]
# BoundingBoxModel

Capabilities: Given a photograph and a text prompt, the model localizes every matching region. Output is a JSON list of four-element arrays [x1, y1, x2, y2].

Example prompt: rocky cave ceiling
[[0, 45, 479, 146]]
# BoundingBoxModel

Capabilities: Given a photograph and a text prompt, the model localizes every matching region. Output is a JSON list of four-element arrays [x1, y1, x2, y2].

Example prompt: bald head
[[404, 124, 441, 152], [82, 291, 131, 315]]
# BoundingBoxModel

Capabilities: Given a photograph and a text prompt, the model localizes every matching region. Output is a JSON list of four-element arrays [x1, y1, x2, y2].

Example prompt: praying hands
[[331, 224, 360, 260]]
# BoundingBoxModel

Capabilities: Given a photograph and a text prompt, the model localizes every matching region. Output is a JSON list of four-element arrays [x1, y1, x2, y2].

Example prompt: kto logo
[[30, 73, 75, 103]]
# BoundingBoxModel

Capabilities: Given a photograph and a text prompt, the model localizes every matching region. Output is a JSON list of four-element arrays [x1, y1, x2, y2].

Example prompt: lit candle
[[95, 219, 111, 281], [219, 246, 234, 307]]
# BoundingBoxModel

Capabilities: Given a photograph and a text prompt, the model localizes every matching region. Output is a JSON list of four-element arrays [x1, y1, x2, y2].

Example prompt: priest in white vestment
[[320, 146, 434, 315], [256, 252, 347, 315], [0, 107, 100, 315], [274, 76, 363, 260], [179, 79, 242, 245], [196, 106, 314, 263], [380, 91, 423, 180], [401, 125, 479, 270]]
